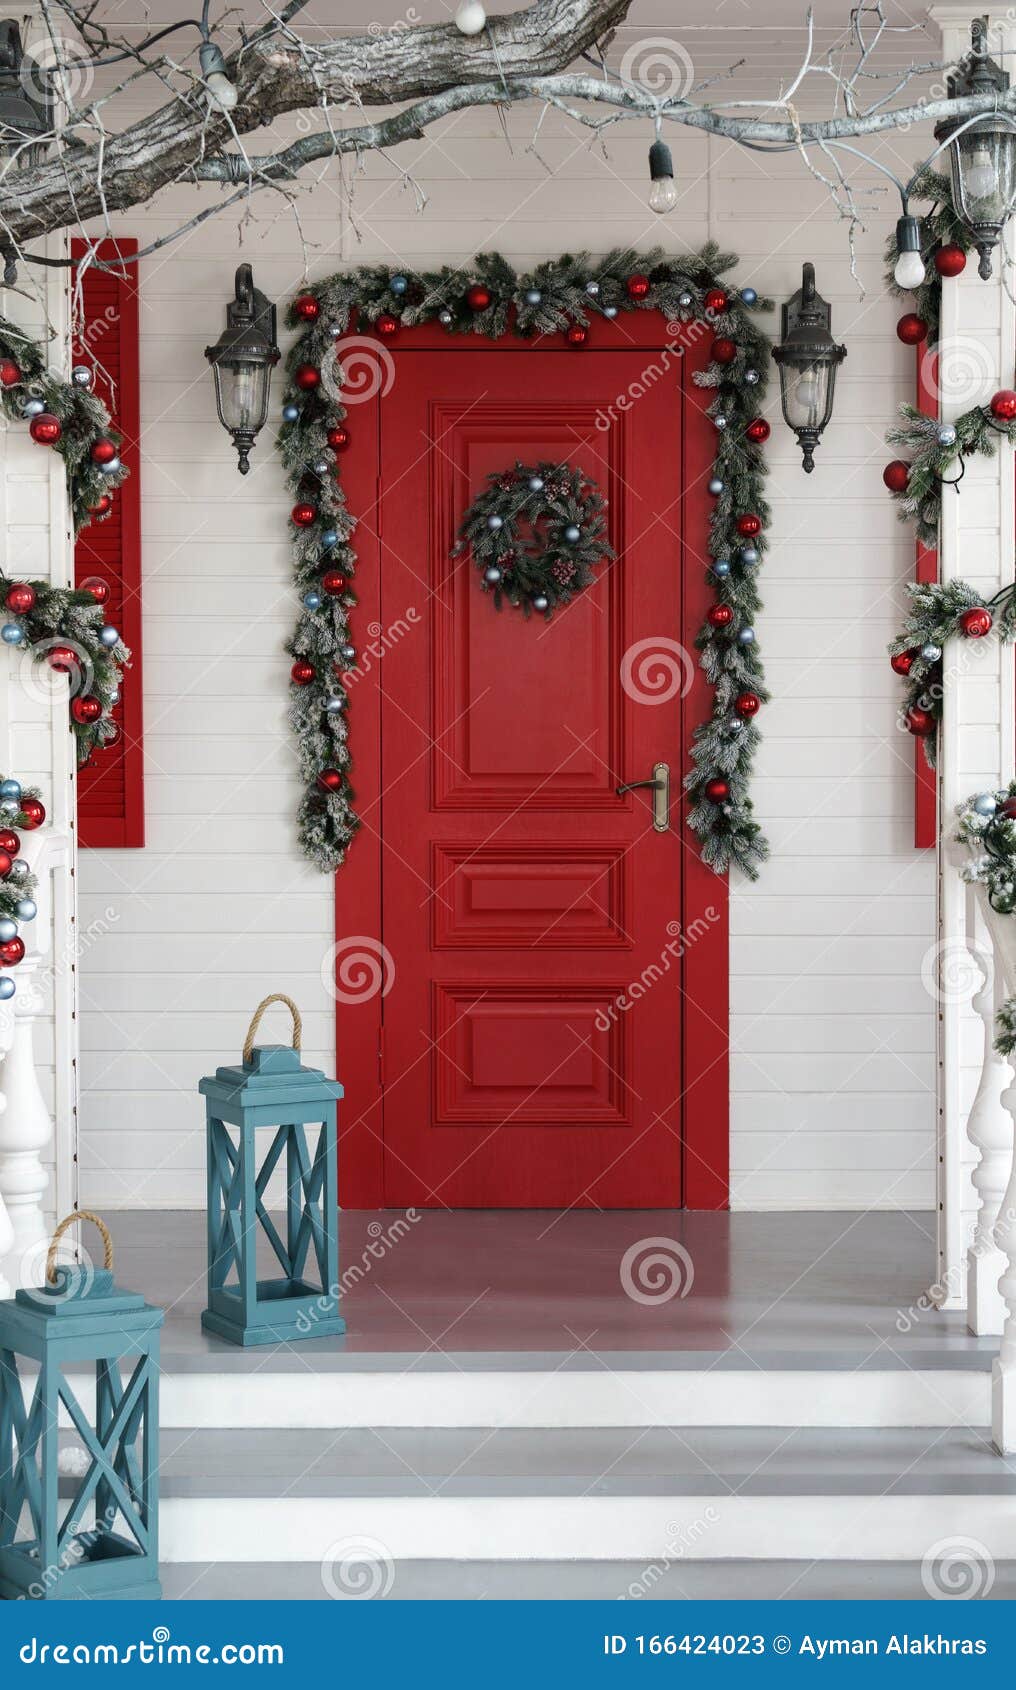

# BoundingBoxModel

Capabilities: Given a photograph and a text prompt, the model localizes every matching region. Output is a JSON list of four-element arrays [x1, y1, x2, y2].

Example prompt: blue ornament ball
[[321, 529, 338, 548], [282, 404, 300, 422], [737, 627, 756, 645], [739, 546, 759, 566], [99, 626, 119, 648], [713, 560, 731, 578], [484, 566, 503, 584], [14, 898, 36, 921], [740, 287, 758, 306], [973, 793, 998, 816], [524, 289, 542, 306], [100, 457, 121, 475], [303, 592, 322, 610], [389, 274, 409, 295], [0, 779, 21, 801], [0, 918, 17, 943], [1, 625, 24, 645], [528, 476, 544, 493], [564, 525, 581, 544], [487, 514, 504, 531], [937, 424, 957, 447], [0, 978, 15, 1001], [708, 478, 724, 495]]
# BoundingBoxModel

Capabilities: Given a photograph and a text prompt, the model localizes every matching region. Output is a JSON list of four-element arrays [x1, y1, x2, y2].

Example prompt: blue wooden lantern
[[200, 994, 344, 1347], [0, 1212, 163, 1602]]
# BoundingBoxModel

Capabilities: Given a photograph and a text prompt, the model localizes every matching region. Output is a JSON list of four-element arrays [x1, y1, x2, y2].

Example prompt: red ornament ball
[[293, 294, 320, 322], [327, 426, 350, 453], [4, 584, 35, 615], [87, 495, 112, 518], [80, 576, 110, 606], [883, 459, 910, 493], [745, 418, 771, 444], [906, 705, 936, 737], [991, 389, 1016, 421], [321, 569, 349, 596], [565, 323, 588, 346], [735, 691, 761, 718], [47, 646, 79, 673], [90, 437, 118, 465], [960, 606, 993, 638], [736, 513, 762, 538], [0, 937, 25, 966], [375, 313, 400, 338], [291, 503, 317, 528], [0, 830, 19, 858], [0, 852, 10, 878], [896, 313, 928, 345], [466, 285, 492, 311], [316, 768, 343, 793], [626, 273, 650, 300], [71, 695, 102, 725], [1000, 798, 1016, 820], [890, 649, 917, 676], [294, 364, 321, 391], [705, 778, 730, 804], [707, 604, 735, 629], [30, 413, 62, 445], [704, 288, 728, 315], [291, 660, 316, 686], [18, 797, 44, 830], [0, 359, 21, 387], [935, 244, 967, 278], [711, 338, 737, 365]]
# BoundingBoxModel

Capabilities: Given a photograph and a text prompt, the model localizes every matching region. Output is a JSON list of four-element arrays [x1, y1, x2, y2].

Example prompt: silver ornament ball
[[523, 289, 542, 306], [714, 415, 729, 430], [743, 368, 760, 385], [99, 626, 119, 648], [563, 524, 581, 544], [973, 793, 998, 816], [528, 476, 545, 493], [22, 397, 45, 418], [0, 978, 14, 1001], [14, 898, 34, 921], [708, 477, 724, 495], [324, 695, 346, 715], [937, 424, 957, 447], [920, 642, 942, 661], [312, 458, 330, 476], [7, 860, 28, 882], [71, 365, 93, 388], [487, 514, 503, 530], [340, 644, 356, 662], [100, 456, 121, 475], [0, 918, 16, 943], [737, 627, 756, 645], [603, 306, 618, 319], [484, 566, 503, 584], [585, 281, 600, 297], [438, 310, 453, 326], [678, 291, 693, 308], [532, 594, 550, 612]]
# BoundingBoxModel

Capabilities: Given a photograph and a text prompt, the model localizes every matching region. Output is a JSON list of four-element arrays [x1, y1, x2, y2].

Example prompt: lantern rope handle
[[243, 993, 302, 1063], [46, 1211, 113, 1285]]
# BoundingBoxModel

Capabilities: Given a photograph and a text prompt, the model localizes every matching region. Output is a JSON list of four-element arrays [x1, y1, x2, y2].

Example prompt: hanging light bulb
[[647, 138, 677, 214], [893, 214, 926, 289], [199, 40, 238, 110], [454, 0, 487, 33], [965, 144, 999, 200]]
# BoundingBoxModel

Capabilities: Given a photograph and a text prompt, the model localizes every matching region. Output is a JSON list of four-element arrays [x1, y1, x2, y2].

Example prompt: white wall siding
[[76, 28, 937, 1210]]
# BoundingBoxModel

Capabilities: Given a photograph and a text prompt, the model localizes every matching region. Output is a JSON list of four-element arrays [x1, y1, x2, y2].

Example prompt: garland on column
[[0, 573, 127, 764], [889, 580, 1015, 763], [957, 784, 1016, 1054], [0, 775, 44, 1003], [279, 246, 773, 880]]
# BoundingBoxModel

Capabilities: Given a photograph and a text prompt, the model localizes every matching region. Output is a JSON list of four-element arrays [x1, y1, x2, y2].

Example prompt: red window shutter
[[72, 237, 144, 847]]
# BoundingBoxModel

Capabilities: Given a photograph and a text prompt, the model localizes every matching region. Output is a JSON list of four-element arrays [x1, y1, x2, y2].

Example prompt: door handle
[[615, 761, 670, 832]]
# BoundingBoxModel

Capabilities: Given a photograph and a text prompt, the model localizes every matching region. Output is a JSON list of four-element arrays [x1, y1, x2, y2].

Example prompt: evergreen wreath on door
[[456, 461, 613, 618]]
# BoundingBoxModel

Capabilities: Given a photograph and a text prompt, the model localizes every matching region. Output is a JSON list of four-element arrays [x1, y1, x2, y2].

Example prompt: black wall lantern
[[934, 19, 1016, 281], [0, 22, 52, 168], [205, 264, 280, 474], [772, 263, 846, 474]]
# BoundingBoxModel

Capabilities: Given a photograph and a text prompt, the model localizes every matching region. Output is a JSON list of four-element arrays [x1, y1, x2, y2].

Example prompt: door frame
[[334, 314, 729, 1210]]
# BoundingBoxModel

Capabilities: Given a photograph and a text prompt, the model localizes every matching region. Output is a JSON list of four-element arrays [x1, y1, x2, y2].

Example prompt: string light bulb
[[647, 138, 677, 214], [199, 41, 238, 111], [893, 214, 926, 289], [454, 0, 487, 33]]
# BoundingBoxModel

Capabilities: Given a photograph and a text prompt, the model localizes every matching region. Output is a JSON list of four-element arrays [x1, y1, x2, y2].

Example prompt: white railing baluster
[[966, 885, 1014, 1334]]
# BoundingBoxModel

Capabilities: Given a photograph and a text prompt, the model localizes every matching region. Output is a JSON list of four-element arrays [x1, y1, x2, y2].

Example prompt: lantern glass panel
[[211, 354, 273, 436], [949, 120, 1016, 227], [778, 357, 835, 434]]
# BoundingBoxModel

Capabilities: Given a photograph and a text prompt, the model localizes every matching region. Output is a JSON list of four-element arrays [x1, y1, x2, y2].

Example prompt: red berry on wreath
[[890, 649, 917, 676], [626, 273, 650, 300], [327, 426, 350, 453], [47, 646, 79, 673], [375, 313, 400, 338], [935, 244, 967, 278], [705, 778, 730, 803], [991, 389, 1016, 421], [896, 313, 928, 345], [316, 767, 343, 793], [293, 294, 320, 322], [4, 584, 35, 615], [906, 705, 936, 737], [711, 337, 737, 365], [0, 830, 19, 858], [80, 576, 110, 606], [0, 937, 24, 966], [466, 284, 492, 311], [745, 418, 771, 444], [960, 606, 993, 638], [704, 288, 728, 315], [707, 603, 734, 629], [883, 459, 910, 493], [87, 495, 112, 518], [291, 660, 316, 686], [565, 323, 588, 346], [71, 695, 103, 725], [90, 437, 118, 465], [321, 569, 349, 595], [736, 513, 762, 538], [735, 691, 761, 717], [294, 364, 321, 391], [18, 797, 44, 830], [0, 359, 21, 387], [291, 503, 317, 527], [29, 413, 61, 445], [0, 852, 10, 878]]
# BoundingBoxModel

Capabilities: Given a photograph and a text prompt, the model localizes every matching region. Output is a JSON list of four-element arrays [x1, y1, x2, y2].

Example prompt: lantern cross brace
[[0, 1356, 45, 1548], [55, 1359, 151, 1556], [208, 1118, 332, 1294]]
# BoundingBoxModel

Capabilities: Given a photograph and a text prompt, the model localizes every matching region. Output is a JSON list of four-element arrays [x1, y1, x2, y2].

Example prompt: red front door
[[368, 344, 692, 1208]]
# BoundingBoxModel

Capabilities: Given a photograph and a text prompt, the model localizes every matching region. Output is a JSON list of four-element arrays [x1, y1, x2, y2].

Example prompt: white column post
[[993, 1102, 1016, 1450], [967, 884, 1014, 1331]]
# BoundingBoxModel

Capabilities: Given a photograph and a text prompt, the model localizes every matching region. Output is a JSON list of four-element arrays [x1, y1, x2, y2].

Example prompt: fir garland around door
[[279, 246, 773, 881]]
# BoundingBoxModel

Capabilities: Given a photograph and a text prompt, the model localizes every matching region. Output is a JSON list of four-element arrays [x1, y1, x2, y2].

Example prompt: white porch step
[[152, 1427, 1016, 1565]]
